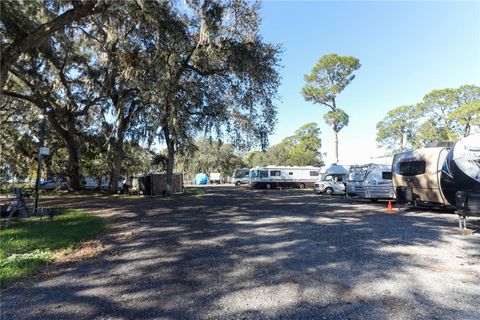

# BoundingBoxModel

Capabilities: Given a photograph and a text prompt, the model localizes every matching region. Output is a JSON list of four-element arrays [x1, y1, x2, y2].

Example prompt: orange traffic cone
[[387, 200, 393, 213]]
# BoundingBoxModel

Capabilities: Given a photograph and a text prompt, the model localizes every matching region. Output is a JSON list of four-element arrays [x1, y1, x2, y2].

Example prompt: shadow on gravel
[[2, 187, 479, 320]]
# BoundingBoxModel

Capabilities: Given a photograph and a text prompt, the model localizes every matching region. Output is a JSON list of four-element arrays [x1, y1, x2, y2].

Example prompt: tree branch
[[2, 90, 38, 105], [1, 0, 110, 89], [185, 64, 225, 76]]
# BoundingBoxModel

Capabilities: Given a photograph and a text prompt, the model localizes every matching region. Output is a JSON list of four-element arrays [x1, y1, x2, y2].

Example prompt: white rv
[[231, 168, 250, 186], [249, 166, 321, 189], [313, 164, 350, 195], [346, 163, 395, 201], [393, 134, 480, 216]]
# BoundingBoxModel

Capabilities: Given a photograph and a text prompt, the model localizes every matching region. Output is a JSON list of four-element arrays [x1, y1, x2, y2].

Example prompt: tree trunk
[[166, 141, 175, 196], [108, 95, 135, 193], [163, 127, 175, 196], [66, 139, 81, 191], [464, 123, 470, 137], [333, 129, 339, 163], [109, 139, 124, 193], [65, 117, 82, 191], [47, 111, 82, 191], [400, 132, 404, 152], [109, 115, 126, 193]]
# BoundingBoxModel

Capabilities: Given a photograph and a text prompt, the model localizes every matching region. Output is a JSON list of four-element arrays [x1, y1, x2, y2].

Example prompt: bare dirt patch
[[54, 240, 108, 264]]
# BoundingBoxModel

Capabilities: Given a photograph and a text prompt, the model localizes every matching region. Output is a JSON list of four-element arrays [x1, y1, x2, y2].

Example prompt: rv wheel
[[235, 181, 241, 186], [325, 187, 333, 195], [266, 184, 271, 189], [299, 183, 305, 189]]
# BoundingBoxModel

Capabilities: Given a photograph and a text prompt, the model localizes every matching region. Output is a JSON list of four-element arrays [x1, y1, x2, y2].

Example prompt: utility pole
[[33, 112, 47, 215]]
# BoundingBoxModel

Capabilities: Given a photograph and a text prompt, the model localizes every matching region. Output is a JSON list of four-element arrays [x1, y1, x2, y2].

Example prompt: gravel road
[[2, 186, 479, 319]]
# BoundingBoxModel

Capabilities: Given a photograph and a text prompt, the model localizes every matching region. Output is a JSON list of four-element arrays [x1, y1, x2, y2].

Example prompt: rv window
[[260, 171, 268, 178], [270, 170, 281, 177], [309, 171, 319, 176], [396, 161, 426, 176], [289, 172, 293, 175], [235, 171, 245, 178], [323, 175, 333, 181], [382, 172, 392, 180]]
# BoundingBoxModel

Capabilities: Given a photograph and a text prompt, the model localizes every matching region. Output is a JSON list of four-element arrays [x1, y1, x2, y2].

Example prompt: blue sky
[[259, 1, 480, 164]]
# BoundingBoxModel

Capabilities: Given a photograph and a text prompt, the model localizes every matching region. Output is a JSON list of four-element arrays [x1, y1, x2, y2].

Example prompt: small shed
[[137, 173, 183, 196]]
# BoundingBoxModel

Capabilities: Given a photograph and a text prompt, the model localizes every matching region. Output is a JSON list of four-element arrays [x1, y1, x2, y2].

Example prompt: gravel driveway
[[2, 187, 479, 320]]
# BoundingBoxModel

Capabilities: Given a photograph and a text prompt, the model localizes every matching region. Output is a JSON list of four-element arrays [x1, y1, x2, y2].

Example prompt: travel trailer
[[392, 134, 480, 216], [249, 166, 321, 189], [346, 163, 395, 201], [231, 168, 250, 186], [313, 164, 350, 195]]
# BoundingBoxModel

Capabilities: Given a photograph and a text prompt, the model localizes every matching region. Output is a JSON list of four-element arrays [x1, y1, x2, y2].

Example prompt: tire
[[413, 197, 421, 207], [370, 198, 378, 202], [235, 181, 241, 186], [325, 187, 333, 195], [266, 184, 271, 189], [299, 183, 305, 189]]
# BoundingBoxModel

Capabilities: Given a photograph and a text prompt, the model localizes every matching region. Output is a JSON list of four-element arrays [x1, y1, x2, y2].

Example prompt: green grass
[[185, 188, 204, 196], [0, 182, 33, 194], [0, 209, 106, 287]]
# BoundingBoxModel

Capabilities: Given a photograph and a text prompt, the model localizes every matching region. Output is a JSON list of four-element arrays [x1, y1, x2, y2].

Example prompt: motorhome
[[249, 166, 321, 189], [314, 173, 348, 195], [346, 163, 395, 201], [231, 168, 250, 186], [313, 164, 350, 195], [392, 134, 480, 216]]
